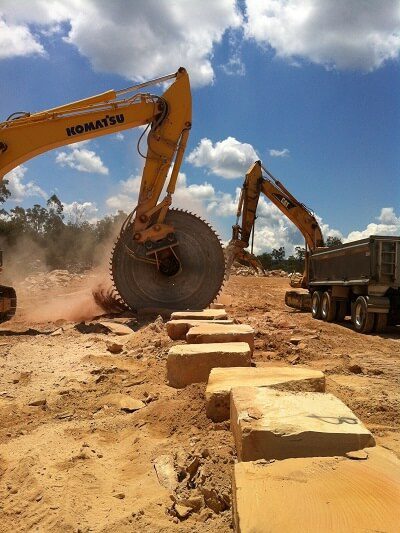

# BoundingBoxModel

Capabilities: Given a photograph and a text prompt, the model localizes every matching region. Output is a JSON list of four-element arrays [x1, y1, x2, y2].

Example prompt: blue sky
[[0, 1, 399, 254]]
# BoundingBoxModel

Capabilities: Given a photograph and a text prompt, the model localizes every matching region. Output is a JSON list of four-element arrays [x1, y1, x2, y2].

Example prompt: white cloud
[[221, 55, 246, 76], [62, 200, 98, 224], [106, 172, 217, 218], [69, 139, 91, 148], [0, 1, 69, 25], [55, 147, 109, 175], [0, 1, 242, 87], [269, 148, 290, 158], [245, 0, 400, 72], [4, 165, 47, 202], [345, 207, 400, 242], [115, 132, 124, 141], [0, 17, 45, 59], [187, 137, 259, 179], [64, 1, 242, 87]]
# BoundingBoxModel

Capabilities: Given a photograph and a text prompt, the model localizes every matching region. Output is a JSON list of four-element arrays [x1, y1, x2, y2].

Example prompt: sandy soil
[[0, 274, 399, 532]]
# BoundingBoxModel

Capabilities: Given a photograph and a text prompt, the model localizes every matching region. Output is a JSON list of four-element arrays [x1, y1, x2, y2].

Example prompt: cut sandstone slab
[[206, 366, 325, 422], [231, 387, 375, 461], [232, 446, 400, 533], [210, 303, 225, 309], [170, 309, 228, 321], [187, 324, 254, 353], [166, 319, 234, 340], [167, 343, 251, 388]]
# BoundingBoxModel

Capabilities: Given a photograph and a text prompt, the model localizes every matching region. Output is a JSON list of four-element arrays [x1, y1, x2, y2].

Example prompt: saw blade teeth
[[110, 207, 226, 311]]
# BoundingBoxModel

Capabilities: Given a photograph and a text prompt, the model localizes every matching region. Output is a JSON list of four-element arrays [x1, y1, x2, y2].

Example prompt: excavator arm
[[0, 68, 226, 315], [0, 68, 191, 243], [228, 160, 324, 286]]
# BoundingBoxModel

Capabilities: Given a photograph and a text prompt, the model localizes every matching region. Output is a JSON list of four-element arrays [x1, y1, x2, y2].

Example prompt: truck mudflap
[[0, 285, 17, 323], [285, 290, 311, 312]]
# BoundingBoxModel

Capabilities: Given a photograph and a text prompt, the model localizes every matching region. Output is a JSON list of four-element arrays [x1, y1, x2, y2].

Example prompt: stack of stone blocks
[[165, 305, 400, 532]]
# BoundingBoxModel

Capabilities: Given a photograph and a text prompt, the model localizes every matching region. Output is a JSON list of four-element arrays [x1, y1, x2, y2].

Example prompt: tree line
[[0, 180, 126, 274]]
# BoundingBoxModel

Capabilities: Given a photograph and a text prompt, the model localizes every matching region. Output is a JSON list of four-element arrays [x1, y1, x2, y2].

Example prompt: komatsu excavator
[[0, 67, 226, 321], [226, 160, 325, 309]]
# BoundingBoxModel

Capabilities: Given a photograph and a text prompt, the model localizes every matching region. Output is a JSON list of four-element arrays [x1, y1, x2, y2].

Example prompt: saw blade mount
[[111, 209, 226, 312]]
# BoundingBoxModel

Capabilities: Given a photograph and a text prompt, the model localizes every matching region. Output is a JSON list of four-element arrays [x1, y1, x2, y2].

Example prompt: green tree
[[295, 246, 306, 260], [271, 247, 285, 262], [326, 236, 343, 247], [0, 179, 11, 204], [257, 252, 273, 270]]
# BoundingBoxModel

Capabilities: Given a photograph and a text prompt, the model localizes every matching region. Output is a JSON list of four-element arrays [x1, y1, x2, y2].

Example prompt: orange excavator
[[226, 160, 325, 309], [0, 67, 226, 320], [227, 160, 325, 282]]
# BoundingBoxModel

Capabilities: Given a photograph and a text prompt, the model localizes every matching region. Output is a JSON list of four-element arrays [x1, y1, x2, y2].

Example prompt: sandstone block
[[166, 319, 234, 340], [167, 343, 251, 388], [209, 303, 225, 309], [217, 294, 232, 306], [231, 387, 375, 461], [186, 324, 254, 353], [170, 309, 228, 321], [206, 366, 325, 422], [232, 447, 400, 533]]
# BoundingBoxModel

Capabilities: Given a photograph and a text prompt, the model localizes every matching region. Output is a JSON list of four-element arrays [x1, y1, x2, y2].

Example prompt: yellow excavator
[[226, 160, 325, 309], [0, 67, 226, 320]]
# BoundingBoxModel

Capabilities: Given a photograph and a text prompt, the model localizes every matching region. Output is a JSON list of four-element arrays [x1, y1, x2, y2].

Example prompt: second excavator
[[226, 160, 324, 287], [0, 67, 226, 318]]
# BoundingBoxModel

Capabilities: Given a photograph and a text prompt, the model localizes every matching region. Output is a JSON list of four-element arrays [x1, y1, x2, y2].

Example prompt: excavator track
[[0, 285, 17, 323], [111, 209, 226, 313]]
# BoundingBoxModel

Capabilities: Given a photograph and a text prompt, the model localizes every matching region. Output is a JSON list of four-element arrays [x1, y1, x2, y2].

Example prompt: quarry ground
[[0, 274, 399, 532]]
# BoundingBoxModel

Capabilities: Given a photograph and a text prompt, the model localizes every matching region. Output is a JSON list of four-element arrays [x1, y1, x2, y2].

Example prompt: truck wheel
[[321, 291, 336, 322], [353, 296, 374, 333], [374, 313, 387, 333], [311, 291, 322, 319], [335, 300, 347, 322]]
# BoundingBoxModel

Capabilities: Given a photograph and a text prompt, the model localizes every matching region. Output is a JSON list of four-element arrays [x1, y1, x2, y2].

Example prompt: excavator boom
[[0, 69, 191, 241]]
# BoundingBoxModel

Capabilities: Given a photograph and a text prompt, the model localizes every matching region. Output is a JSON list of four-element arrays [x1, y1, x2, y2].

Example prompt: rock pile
[[19, 269, 86, 292], [230, 263, 290, 277], [265, 269, 289, 277], [230, 263, 263, 276]]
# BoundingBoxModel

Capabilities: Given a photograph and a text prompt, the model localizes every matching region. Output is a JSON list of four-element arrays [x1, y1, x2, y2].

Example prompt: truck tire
[[374, 313, 387, 333], [335, 300, 347, 322], [321, 291, 336, 322], [353, 296, 374, 333], [311, 291, 322, 319]]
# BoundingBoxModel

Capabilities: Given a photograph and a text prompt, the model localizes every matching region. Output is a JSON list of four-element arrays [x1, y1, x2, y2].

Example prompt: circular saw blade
[[111, 209, 226, 312]]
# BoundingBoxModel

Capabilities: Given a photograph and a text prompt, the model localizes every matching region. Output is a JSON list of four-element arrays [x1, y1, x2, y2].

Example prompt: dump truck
[[303, 235, 400, 333], [228, 161, 399, 334]]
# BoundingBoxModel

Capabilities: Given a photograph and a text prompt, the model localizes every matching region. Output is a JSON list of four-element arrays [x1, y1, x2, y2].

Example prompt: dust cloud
[[22, 274, 113, 323], [5, 232, 124, 323]]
